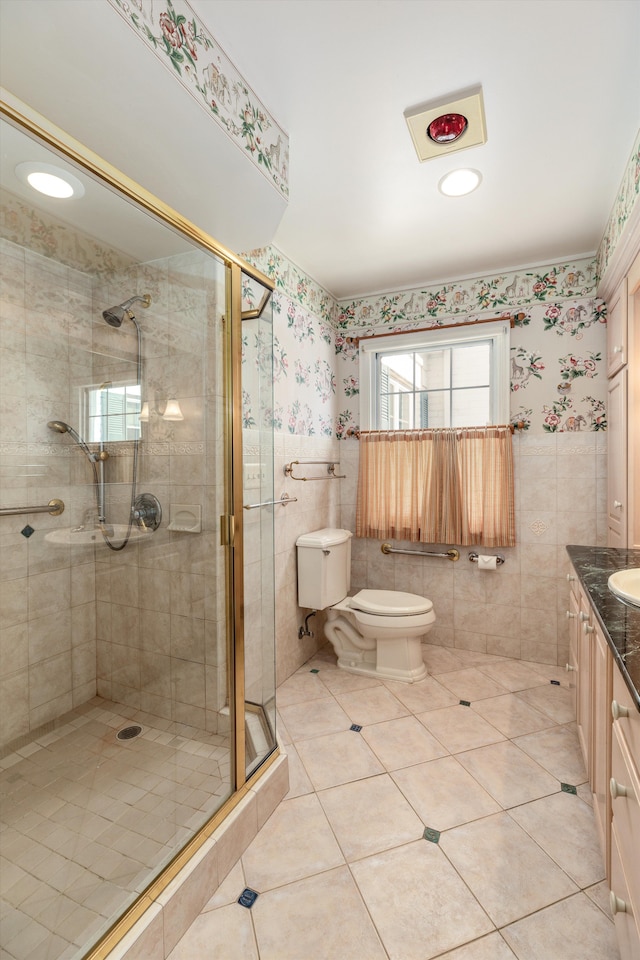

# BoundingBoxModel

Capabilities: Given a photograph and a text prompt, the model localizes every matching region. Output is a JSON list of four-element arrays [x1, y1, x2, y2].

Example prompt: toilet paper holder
[[468, 551, 505, 565]]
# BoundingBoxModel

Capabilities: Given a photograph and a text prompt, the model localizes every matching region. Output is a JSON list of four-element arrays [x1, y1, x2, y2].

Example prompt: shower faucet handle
[[132, 492, 162, 532]]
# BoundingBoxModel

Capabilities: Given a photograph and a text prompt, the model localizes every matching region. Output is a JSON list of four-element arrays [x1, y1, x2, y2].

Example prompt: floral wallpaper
[[240, 275, 337, 437], [243, 248, 608, 439], [597, 127, 640, 283], [106, 0, 289, 198]]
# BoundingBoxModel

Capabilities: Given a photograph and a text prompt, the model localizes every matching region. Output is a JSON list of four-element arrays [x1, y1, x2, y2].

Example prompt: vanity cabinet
[[610, 668, 640, 959], [608, 368, 628, 548], [607, 277, 628, 377], [568, 560, 640, 959], [568, 574, 593, 769], [591, 617, 612, 876], [606, 251, 640, 550]]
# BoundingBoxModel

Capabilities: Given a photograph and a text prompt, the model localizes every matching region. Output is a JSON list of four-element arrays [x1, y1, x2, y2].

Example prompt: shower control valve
[[132, 493, 162, 532]]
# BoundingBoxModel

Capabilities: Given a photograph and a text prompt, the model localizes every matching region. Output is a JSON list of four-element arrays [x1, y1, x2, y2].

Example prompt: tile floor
[[0, 700, 231, 960], [168, 642, 621, 960]]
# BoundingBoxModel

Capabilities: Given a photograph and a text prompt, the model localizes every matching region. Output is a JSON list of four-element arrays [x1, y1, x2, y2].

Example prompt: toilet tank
[[296, 528, 352, 610]]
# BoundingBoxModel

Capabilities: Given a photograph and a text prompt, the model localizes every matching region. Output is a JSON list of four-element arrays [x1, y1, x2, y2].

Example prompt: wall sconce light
[[139, 399, 184, 422], [162, 399, 184, 421]]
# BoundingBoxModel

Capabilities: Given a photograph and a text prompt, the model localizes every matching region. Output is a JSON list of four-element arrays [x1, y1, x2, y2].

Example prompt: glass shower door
[[240, 274, 276, 776]]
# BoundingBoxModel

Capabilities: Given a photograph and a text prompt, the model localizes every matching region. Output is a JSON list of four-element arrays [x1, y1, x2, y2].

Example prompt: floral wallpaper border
[[596, 127, 640, 283], [245, 247, 600, 330], [106, 0, 289, 198], [336, 258, 598, 331], [244, 246, 336, 326]]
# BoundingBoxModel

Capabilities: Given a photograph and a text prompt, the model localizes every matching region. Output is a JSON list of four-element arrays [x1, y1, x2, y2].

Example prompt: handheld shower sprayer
[[47, 420, 106, 524], [102, 294, 151, 328], [47, 420, 96, 462]]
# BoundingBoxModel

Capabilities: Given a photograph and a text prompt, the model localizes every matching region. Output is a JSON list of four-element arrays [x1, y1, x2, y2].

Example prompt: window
[[82, 381, 142, 443], [359, 321, 510, 431]]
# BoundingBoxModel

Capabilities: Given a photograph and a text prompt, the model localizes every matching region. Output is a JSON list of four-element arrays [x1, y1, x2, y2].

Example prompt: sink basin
[[608, 568, 640, 607], [45, 524, 151, 546]]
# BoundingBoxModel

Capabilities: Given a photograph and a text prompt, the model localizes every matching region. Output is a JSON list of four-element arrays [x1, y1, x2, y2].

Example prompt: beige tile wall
[[0, 238, 98, 747], [94, 253, 229, 734], [337, 430, 607, 668]]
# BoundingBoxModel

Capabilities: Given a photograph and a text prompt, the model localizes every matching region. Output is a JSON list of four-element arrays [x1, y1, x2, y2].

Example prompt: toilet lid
[[350, 589, 433, 616]]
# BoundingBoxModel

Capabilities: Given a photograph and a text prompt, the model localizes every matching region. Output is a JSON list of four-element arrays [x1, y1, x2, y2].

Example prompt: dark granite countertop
[[566, 545, 640, 712]]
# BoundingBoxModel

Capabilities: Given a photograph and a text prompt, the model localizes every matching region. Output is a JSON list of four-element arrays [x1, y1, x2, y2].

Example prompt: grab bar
[[284, 460, 346, 480], [0, 499, 65, 517], [381, 543, 460, 561], [243, 492, 297, 510]]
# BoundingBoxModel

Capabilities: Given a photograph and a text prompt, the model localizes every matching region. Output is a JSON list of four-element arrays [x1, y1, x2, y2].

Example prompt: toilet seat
[[350, 589, 433, 617]]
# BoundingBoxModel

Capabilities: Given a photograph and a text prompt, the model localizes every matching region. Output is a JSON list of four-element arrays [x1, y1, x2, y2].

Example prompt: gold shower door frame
[[0, 98, 278, 959]]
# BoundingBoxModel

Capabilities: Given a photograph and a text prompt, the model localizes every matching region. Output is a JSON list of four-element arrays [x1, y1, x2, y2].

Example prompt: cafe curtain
[[355, 426, 515, 547]]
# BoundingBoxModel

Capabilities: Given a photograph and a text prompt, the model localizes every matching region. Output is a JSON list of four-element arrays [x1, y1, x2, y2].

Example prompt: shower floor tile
[[0, 697, 230, 960], [169, 642, 621, 960]]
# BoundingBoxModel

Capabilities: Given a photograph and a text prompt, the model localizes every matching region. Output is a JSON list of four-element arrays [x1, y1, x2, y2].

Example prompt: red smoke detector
[[427, 113, 468, 144]]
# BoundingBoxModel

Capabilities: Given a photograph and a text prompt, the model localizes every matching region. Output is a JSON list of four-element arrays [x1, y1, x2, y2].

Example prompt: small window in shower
[[83, 381, 142, 443]]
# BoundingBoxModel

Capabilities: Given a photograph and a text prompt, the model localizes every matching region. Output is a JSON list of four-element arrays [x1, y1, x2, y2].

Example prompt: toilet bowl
[[296, 529, 435, 683]]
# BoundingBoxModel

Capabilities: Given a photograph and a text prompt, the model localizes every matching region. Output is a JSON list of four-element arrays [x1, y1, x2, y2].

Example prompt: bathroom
[[1, 1, 639, 958]]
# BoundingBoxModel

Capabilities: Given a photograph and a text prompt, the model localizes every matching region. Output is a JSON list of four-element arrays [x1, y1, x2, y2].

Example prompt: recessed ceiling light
[[15, 161, 85, 199], [438, 168, 482, 197]]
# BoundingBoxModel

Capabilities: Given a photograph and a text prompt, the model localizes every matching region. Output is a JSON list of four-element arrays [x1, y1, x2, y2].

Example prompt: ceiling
[[1, 1, 638, 302], [189, 0, 640, 299]]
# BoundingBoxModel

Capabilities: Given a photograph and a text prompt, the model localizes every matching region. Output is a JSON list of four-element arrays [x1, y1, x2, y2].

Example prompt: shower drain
[[115, 724, 143, 742]]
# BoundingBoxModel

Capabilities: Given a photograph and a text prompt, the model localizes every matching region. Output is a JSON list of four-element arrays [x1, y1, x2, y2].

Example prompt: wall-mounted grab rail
[[243, 492, 297, 510], [381, 542, 460, 561], [284, 460, 345, 480], [0, 499, 65, 517]]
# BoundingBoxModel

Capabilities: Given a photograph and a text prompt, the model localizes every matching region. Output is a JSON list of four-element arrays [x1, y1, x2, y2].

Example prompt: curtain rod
[[345, 312, 525, 346], [346, 423, 525, 438]]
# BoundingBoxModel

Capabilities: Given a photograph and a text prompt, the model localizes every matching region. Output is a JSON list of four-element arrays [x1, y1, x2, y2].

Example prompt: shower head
[[47, 420, 71, 435], [102, 294, 151, 327], [47, 420, 95, 460]]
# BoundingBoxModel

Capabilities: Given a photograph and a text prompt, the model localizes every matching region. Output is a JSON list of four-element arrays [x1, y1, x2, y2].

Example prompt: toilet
[[296, 528, 435, 683]]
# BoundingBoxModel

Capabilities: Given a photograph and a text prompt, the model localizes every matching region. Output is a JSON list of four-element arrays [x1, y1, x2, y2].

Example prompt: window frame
[[80, 379, 142, 444], [358, 321, 511, 431]]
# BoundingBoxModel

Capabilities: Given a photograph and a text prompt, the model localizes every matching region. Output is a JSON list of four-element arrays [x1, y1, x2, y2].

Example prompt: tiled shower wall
[[93, 252, 230, 733], [0, 190, 231, 747], [0, 233, 99, 746]]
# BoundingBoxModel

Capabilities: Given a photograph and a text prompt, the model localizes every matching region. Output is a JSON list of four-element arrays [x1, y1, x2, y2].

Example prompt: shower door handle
[[243, 493, 297, 510]]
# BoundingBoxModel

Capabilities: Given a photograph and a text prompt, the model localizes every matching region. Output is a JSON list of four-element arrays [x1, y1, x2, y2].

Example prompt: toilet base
[[336, 648, 428, 684], [325, 613, 428, 683]]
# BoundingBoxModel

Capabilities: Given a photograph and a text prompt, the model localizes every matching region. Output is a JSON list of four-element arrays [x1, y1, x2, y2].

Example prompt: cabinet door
[[629, 259, 640, 550], [608, 367, 628, 547], [610, 823, 640, 960], [591, 620, 612, 877], [607, 277, 628, 377], [576, 587, 592, 774], [566, 586, 579, 718]]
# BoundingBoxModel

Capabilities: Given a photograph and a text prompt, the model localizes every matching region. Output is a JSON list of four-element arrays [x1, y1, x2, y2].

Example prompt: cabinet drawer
[[611, 725, 640, 913], [567, 564, 580, 600], [613, 669, 640, 763], [610, 823, 640, 960]]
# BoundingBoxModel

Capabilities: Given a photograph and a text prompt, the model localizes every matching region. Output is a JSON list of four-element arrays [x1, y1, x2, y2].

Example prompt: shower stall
[[0, 100, 277, 959]]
